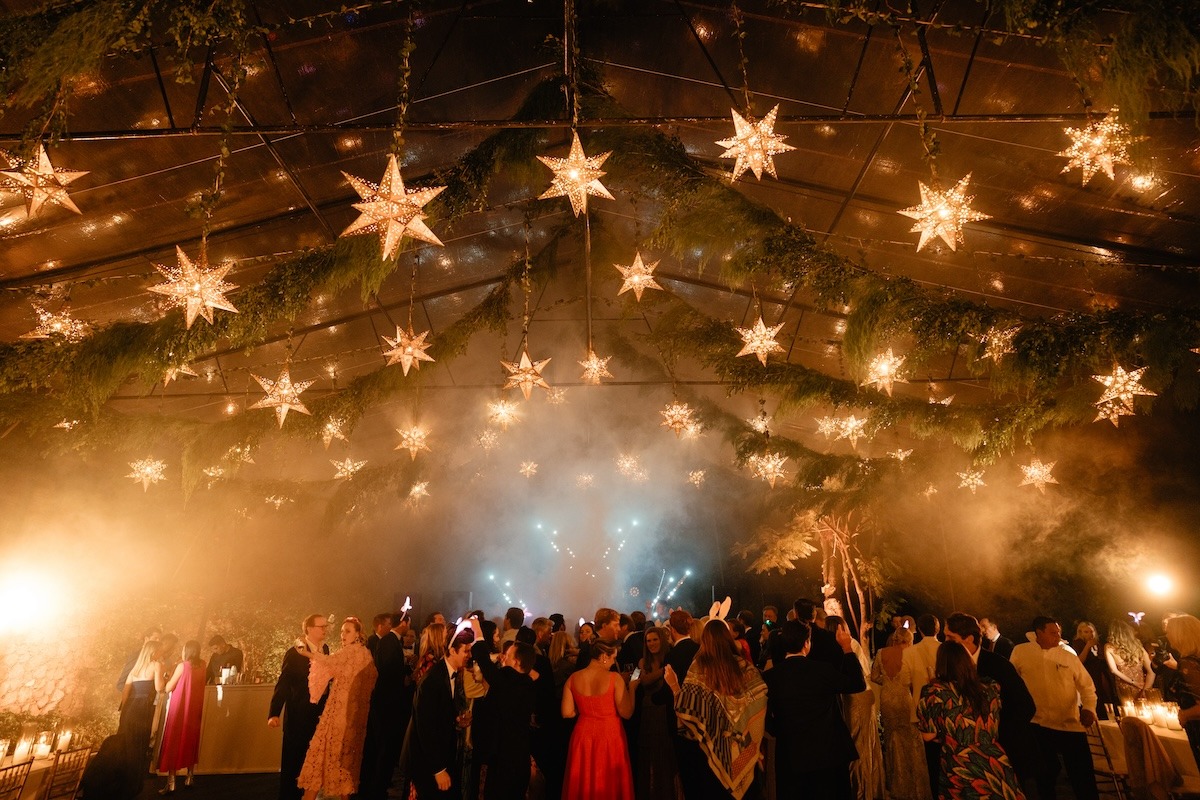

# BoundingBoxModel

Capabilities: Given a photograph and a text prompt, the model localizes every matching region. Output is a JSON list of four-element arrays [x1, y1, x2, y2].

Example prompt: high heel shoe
[[183, 774, 194, 787], [159, 778, 176, 795]]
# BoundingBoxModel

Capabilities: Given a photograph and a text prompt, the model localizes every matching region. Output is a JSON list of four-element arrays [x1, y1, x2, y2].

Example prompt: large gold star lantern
[[579, 351, 613, 385], [148, 246, 239, 329], [502, 351, 551, 400], [957, 469, 986, 494], [537, 131, 613, 217], [898, 174, 990, 252], [1019, 458, 1059, 493], [1059, 109, 1142, 185], [251, 367, 314, 427], [340, 154, 445, 259], [20, 303, 90, 342], [331, 456, 367, 479], [863, 349, 906, 396], [751, 452, 789, 488], [127, 458, 166, 491], [1093, 364, 1155, 413], [615, 252, 663, 301], [1, 144, 88, 216], [381, 326, 435, 375], [735, 316, 786, 366], [396, 426, 430, 460], [660, 401, 696, 438], [488, 400, 520, 430], [716, 105, 795, 181]]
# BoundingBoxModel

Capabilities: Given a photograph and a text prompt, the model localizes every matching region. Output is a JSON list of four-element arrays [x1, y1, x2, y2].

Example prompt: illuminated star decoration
[[957, 469, 986, 494], [536, 131, 613, 217], [715, 105, 795, 181], [898, 173, 990, 252], [488, 400, 520, 431], [748, 412, 771, 435], [502, 351, 551, 400], [408, 482, 430, 506], [147, 246, 239, 329], [735, 316, 786, 366], [922, 483, 938, 499], [340, 154, 445, 259], [980, 325, 1020, 364], [546, 387, 569, 405], [54, 419, 79, 431], [20, 303, 90, 342], [836, 415, 869, 449], [519, 461, 538, 478], [202, 466, 224, 487], [1019, 458, 1059, 493], [660, 401, 696, 438], [617, 454, 647, 482], [477, 429, 499, 452], [396, 426, 430, 460], [1093, 364, 1156, 414], [751, 452, 789, 488], [863, 349, 906, 396], [816, 416, 840, 439], [381, 326, 435, 376], [127, 458, 166, 491], [0, 144, 88, 216], [265, 495, 293, 510], [889, 449, 913, 462], [929, 394, 955, 406], [579, 351, 613, 385], [688, 470, 706, 488], [162, 363, 198, 387], [1058, 109, 1142, 185], [226, 443, 254, 465], [331, 456, 367, 479], [321, 418, 347, 449], [1093, 398, 1135, 427], [615, 252, 663, 301], [251, 367, 314, 427]]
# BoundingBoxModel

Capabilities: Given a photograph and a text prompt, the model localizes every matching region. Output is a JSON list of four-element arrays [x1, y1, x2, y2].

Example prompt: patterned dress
[[916, 678, 1025, 800], [297, 641, 378, 797]]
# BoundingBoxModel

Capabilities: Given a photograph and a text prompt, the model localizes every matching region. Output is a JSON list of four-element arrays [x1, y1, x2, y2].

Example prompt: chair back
[[1088, 721, 1129, 800], [1119, 716, 1181, 799], [0, 760, 32, 800], [40, 747, 90, 800]]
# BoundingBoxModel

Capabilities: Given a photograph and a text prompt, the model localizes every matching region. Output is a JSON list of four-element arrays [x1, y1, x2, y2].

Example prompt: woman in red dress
[[157, 640, 206, 794], [561, 639, 636, 800]]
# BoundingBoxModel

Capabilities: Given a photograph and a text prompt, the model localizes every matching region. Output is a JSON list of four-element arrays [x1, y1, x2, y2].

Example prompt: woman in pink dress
[[561, 639, 636, 800], [297, 616, 378, 800], [156, 640, 206, 794]]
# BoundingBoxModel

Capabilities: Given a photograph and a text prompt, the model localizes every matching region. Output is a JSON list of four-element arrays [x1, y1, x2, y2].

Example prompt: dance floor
[[134, 773, 279, 800]]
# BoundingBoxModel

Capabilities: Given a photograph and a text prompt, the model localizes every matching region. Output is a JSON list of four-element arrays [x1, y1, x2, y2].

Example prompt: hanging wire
[[730, 1, 753, 114], [393, 2, 417, 155], [407, 252, 420, 331], [520, 219, 533, 352], [894, 27, 941, 183]]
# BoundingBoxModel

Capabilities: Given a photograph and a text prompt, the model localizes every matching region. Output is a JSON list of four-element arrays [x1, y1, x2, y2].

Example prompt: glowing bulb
[[1147, 574, 1173, 597]]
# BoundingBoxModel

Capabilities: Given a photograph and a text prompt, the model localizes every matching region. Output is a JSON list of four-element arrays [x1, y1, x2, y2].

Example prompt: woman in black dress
[[118, 641, 164, 768]]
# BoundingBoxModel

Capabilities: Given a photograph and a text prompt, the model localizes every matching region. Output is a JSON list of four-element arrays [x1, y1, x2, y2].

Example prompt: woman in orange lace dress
[[297, 617, 378, 800]]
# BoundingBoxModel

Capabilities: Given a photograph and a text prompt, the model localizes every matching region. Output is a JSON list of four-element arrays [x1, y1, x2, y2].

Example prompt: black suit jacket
[[765, 652, 866, 771], [269, 644, 328, 729], [372, 630, 412, 711], [470, 641, 536, 764], [617, 631, 644, 671], [652, 636, 699, 707], [807, 625, 844, 669], [401, 660, 458, 781], [976, 647, 1036, 772], [990, 635, 1015, 660]]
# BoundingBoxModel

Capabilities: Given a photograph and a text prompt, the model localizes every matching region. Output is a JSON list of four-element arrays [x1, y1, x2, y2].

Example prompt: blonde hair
[[126, 641, 159, 683], [419, 622, 448, 663], [548, 630, 575, 668], [1167, 614, 1200, 658]]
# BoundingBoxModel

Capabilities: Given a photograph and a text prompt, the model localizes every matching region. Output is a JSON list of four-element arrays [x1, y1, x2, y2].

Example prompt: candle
[[33, 733, 52, 759], [12, 739, 32, 762], [1167, 702, 1183, 731], [1152, 703, 1168, 727], [0, 739, 9, 766], [55, 730, 72, 752]]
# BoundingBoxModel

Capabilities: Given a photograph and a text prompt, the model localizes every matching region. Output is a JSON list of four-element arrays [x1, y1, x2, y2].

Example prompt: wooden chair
[[1088, 721, 1130, 800], [37, 747, 89, 800], [0, 760, 32, 800]]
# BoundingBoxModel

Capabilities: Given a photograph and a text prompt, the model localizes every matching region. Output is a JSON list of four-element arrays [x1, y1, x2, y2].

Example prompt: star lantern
[[1019, 458, 1059, 493], [660, 401, 696, 438], [1, 144, 88, 216], [748, 412, 771, 435], [1058, 109, 1142, 185], [265, 495, 293, 510], [735, 316, 786, 366], [863, 349, 906, 396], [688, 470, 706, 488], [537, 131, 613, 217], [816, 416, 840, 439], [615, 253, 663, 301], [889, 449, 913, 462], [321, 418, 347, 449], [752, 452, 789, 489], [20, 303, 90, 342], [836, 415, 869, 449], [54, 419, 79, 431], [477, 429, 500, 452], [715, 105, 795, 181], [488, 400, 520, 431], [1093, 398, 1135, 427], [251, 367, 314, 427], [546, 387, 569, 404], [331, 456, 367, 479], [340, 154, 445, 259], [127, 458, 166, 491], [1093, 364, 1156, 414], [396, 426, 431, 460], [957, 469, 986, 494], [980, 325, 1019, 364], [147, 246, 239, 329], [921, 483, 938, 499], [579, 351, 613, 385], [503, 351, 551, 400], [929, 394, 955, 406], [408, 482, 430, 505], [519, 461, 538, 478], [381, 326, 435, 376], [162, 363, 198, 386], [898, 174, 990, 252]]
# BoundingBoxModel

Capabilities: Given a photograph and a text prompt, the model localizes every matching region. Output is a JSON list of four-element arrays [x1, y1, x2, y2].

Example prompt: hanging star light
[[816, 416, 840, 438], [615, 252, 663, 301], [54, 419, 79, 431], [477, 429, 500, 452], [127, 458, 166, 491], [202, 466, 224, 487], [898, 173, 990, 251], [265, 495, 293, 510], [396, 425, 431, 460], [331, 456, 367, 479], [576, 473, 595, 489], [1093, 364, 1156, 411], [20, 303, 90, 342], [148, 246, 239, 329], [546, 387, 569, 405], [225, 443, 254, 465], [340, 154, 445, 258], [921, 483, 938, 499], [488, 400, 520, 430], [616, 454, 643, 478], [251, 367, 314, 427], [537, 131, 613, 216], [502, 350, 551, 400], [519, 461, 538, 478], [1093, 398, 1135, 427], [929, 394, 955, 406], [980, 325, 1019, 363], [688, 470, 706, 488], [715, 105, 795, 181], [381, 326, 435, 376], [748, 412, 772, 435], [957, 469, 986, 494], [863, 349, 907, 396], [661, 401, 695, 438], [1019, 458, 1059, 493], [753, 452, 789, 488], [579, 351, 613, 385], [0, 144, 88, 216], [408, 481, 430, 504], [1058, 109, 1142, 185], [889, 449, 913, 462], [735, 316, 786, 366], [162, 363, 198, 387], [836, 415, 869, 449], [321, 418, 347, 449], [682, 420, 704, 440]]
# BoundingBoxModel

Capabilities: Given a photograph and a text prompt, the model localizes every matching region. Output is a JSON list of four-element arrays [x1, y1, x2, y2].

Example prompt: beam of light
[[0, 566, 66, 637], [1146, 573, 1173, 597]]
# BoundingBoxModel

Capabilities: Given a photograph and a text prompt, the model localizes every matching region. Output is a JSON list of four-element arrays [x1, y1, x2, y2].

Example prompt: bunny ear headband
[[708, 596, 732, 623], [453, 615, 475, 642]]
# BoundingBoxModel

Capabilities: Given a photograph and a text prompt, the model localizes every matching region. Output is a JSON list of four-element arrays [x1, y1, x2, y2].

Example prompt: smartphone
[[630, 667, 641, 681]]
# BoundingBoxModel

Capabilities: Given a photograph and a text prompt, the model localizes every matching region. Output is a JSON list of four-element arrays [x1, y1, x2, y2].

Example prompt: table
[[194, 684, 282, 774], [16, 757, 52, 799], [1098, 720, 1200, 781]]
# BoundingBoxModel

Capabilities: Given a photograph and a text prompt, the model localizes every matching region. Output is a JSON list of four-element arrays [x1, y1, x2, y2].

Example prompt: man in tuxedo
[[657, 609, 702, 799], [617, 611, 645, 671], [401, 630, 474, 799], [765, 620, 865, 799], [359, 612, 413, 800], [574, 607, 620, 671], [267, 614, 329, 800], [980, 617, 1015, 659], [470, 623, 537, 800], [365, 612, 392, 655], [944, 613, 1039, 797], [901, 612, 943, 797], [793, 598, 842, 667]]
